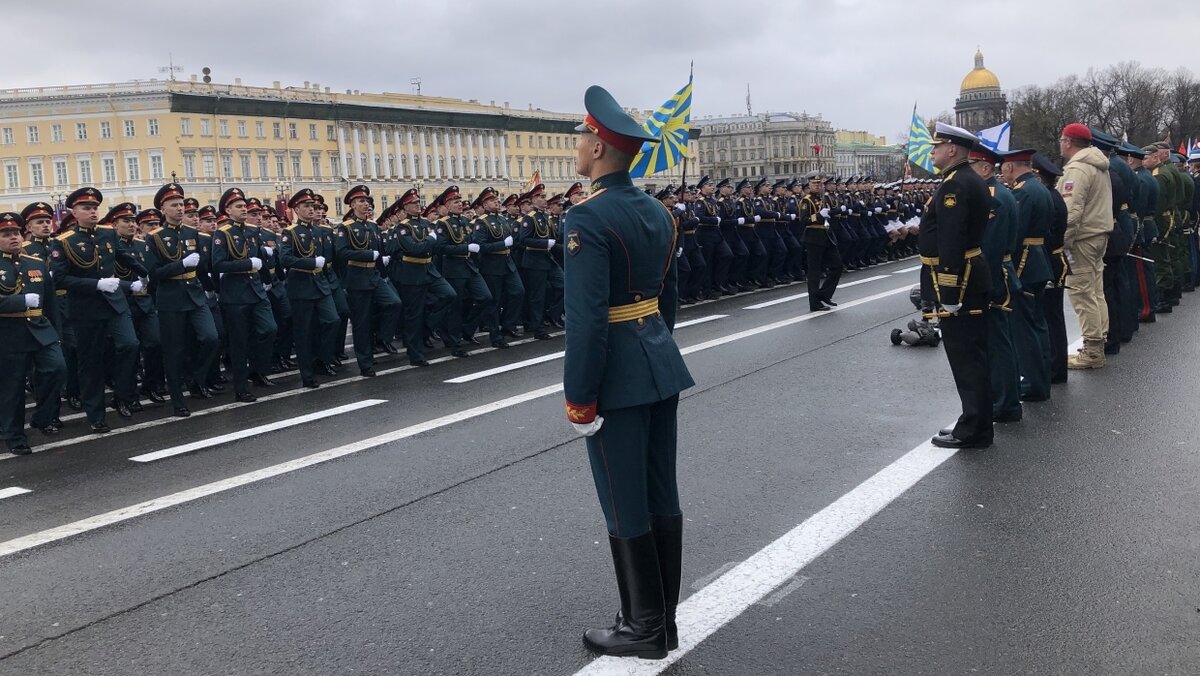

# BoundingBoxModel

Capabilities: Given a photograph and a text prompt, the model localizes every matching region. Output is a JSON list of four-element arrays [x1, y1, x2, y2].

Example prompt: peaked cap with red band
[[574, 85, 659, 157]]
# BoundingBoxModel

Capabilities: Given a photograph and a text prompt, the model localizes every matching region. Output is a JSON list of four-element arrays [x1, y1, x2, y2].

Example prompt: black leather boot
[[583, 532, 668, 660], [650, 514, 683, 651]]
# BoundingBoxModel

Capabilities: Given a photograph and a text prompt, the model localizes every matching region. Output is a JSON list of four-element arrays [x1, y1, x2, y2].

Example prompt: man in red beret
[[1056, 122, 1113, 369]]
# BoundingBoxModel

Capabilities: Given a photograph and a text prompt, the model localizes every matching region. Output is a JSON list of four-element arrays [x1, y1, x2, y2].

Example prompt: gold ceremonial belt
[[402, 256, 433, 264], [486, 250, 511, 255], [169, 271, 197, 280], [608, 297, 660, 324], [1022, 238, 1045, 245], [292, 267, 322, 274], [347, 261, 377, 269], [0, 309, 43, 318], [56, 289, 67, 296], [1002, 254, 1013, 262]]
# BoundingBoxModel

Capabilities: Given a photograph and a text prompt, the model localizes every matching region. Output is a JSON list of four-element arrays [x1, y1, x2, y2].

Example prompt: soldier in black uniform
[[119, 207, 165, 410], [431, 186, 495, 346], [717, 178, 750, 290], [0, 212, 66, 454], [798, 174, 843, 311], [143, 183, 218, 417], [471, 187, 521, 348], [211, 188, 278, 402], [922, 123, 993, 449], [50, 188, 145, 433], [675, 185, 706, 302], [1033, 152, 1070, 384], [692, 176, 732, 298]]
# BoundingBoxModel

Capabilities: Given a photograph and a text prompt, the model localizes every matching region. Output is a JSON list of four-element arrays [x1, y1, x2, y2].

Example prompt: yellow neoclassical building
[[0, 77, 604, 215]]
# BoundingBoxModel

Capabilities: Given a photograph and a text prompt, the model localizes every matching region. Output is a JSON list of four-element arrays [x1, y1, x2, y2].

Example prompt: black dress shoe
[[1154, 305, 1172, 314], [360, 368, 377, 377], [91, 421, 111, 434], [409, 360, 430, 368], [51, 417, 62, 427], [127, 401, 144, 413], [336, 352, 349, 361], [189, 384, 213, 400], [206, 381, 226, 392], [451, 348, 470, 358], [823, 299, 838, 307], [462, 335, 482, 345], [502, 328, 522, 338], [1140, 313, 1157, 323], [250, 373, 277, 388], [809, 304, 832, 312], [319, 363, 339, 376], [931, 433, 992, 449], [10, 445, 32, 456], [111, 400, 133, 419], [423, 337, 435, 349], [491, 340, 510, 349], [302, 379, 320, 389], [235, 392, 257, 403], [139, 388, 167, 403], [534, 332, 553, 340], [214, 373, 229, 385], [36, 424, 60, 436], [67, 396, 83, 411], [381, 341, 400, 354], [173, 406, 191, 418]]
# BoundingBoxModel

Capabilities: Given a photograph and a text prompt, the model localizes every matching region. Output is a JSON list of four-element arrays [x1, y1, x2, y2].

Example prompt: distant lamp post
[[275, 181, 291, 221], [413, 179, 424, 205], [49, 188, 69, 225]]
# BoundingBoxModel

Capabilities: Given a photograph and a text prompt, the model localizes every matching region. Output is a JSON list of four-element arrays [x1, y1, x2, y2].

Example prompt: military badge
[[566, 230, 581, 256], [942, 194, 957, 208]]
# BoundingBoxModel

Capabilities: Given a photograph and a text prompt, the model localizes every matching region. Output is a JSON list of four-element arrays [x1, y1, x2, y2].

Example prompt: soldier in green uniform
[[517, 184, 560, 340], [334, 185, 402, 377], [280, 188, 338, 388], [566, 85, 695, 660], [470, 187, 520, 349], [969, 142, 1022, 423], [211, 188, 278, 402], [118, 207, 165, 410], [431, 186, 494, 346], [0, 212, 66, 455], [143, 183, 218, 417], [49, 188, 145, 433], [922, 124, 993, 449], [1168, 151, 1194, 294], [1032, 153, 1071, 382], [1145, 144, 1177, 312], [194, 205, 228, 391], [387, 189, 447, 366], [998, 149, 1053, 402], [20, 202, 64, 432]]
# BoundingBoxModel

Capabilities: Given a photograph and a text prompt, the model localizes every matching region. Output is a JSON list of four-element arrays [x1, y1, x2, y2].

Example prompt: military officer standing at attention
[[922, 124, 993, 449], [335, 185, 401, 377], [143, 183, 218, 417], [50, 187, 145, 433], [0, 212, 66, 455], [1032, 153, 1071, 384], [211, 188, 278, 402], [799, 173, 843, 311], [565, 85, 695, 660], [280, 189, 338, 388], [115, 206, 166, 411], [998, 149, 1054, 402]]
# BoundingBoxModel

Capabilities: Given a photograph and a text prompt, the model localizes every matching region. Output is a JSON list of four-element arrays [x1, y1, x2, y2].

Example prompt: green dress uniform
[[1004, 159, 1054, 402], [0, 212, 66, 454], [920, 125, 993, 448], [316, 220, 351, 362], [49, 189, 144, 430], [335, 188, 402, 375], [517, 191, 560, 339], [471, 188, 524, 346], [118, 216, 164, 405], [566, 86, 694, 660], [979, 170, 1022, 422], [1168, 161, 1193, 292], [210, 189, 277, 400], [195, 223, 227, 389], [798, 183, 843, 310], [143, 188, 219, 414], [385, 190, 454, 365], [430, 187, 494, 345], [281, 189, 339, 386], [1150, 160, 1178, 304]]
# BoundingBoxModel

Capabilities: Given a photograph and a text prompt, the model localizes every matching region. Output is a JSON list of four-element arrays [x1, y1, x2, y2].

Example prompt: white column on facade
[[336, 124, 348, 179], [465, 131, 477, 179], [418, 128, 430, 179], [499, 134, 509, 178], [443, 129, 455, 179], [378, 126, 389, 179], [351, 125, 364, 179], [430, 129, 442, 179], [403, 127, 416, 178], [392, 127, 404, 178], [487, 132, 499, 178]]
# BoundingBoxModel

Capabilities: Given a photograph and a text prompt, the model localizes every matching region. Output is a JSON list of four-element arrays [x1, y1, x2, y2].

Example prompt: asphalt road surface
[[2, 257, 1198, 676]]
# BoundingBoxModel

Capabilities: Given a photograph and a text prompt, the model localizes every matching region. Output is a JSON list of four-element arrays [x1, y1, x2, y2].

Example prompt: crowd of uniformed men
[[1, 127, 1195, 456]]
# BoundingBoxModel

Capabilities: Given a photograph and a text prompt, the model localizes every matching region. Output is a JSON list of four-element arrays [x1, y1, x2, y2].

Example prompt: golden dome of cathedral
[[960, 49, 1000, 92]]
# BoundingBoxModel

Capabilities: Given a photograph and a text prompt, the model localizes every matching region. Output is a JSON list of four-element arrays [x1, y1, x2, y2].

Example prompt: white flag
[[977, 121, 1011, 152]]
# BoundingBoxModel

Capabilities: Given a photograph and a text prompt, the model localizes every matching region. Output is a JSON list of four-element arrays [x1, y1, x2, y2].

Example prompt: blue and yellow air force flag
[[907, 110, 936, 174], [628, 75, 693, 178]]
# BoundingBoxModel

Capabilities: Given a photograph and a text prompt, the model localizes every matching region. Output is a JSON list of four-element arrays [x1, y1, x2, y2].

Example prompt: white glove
[[130, 280, 145, 294], [547, 238, 556, 248], [96, 278, 120, 293], [673, 203, 686, 213], [182, 252, 200, 269], [264, 283, 273, 292], [205, 291, 216, 300], [737, 217, 745, 225], [24, 293, 40, 308], [503, 235, 514, 247], [754, 215, 762, 223], [839, 205, 847, 212], [315, 255, 326, 269], [262, 246, 274, 257], [381, 256, 391, 266], [788, 214, 796, 221], [676, 247, 683, 258], [874, 207, 883, 214], [427, 230, 437, 240], [468, 243, 481, 253], [373, 250, 380, 261], [571, 415, 604, 437], [941, 303, 962, 314], [819, 208, 830, 218], [249, 257, 263, 271]]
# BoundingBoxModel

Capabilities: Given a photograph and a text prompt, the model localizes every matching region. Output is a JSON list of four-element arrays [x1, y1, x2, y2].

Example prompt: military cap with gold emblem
[[99, 202, 138, 224], [398, 188, 421, 207], [183, 197, 200, 214], [288, 188, 316, 209], [219, 187, 247, 213], [198, 205, 219, 220], [0, 212, 24, 232], [245, 197, 263, 214], [501, 193, 519, 207], [343, 184, 371, 205], [434, 185, 461, 207], [564, 181, 584, 200], [521, 183, 545, 202], [65, 187, 103, 208], [137, 208, 164, 227], [20, 202, 54, 226], [153, 182, 186, 209], [472, 187, 499, 209]]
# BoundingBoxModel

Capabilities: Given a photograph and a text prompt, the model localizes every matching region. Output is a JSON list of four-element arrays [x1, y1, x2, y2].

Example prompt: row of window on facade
[[699, 134, 831, 151], [1, 119, 157, 145], [0, 151, 580, 191]]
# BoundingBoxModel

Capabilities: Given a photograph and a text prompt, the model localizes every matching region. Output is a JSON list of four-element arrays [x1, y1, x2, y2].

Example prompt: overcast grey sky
[[6, 0, 1198, 139]]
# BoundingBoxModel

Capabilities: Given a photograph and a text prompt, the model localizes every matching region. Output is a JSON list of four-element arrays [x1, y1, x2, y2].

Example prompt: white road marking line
[[572, 433, 959, 676], [742, 275, 892, 310], [444, 316, 728, 384], [0, 385, 565, 559], [0, 487, 32, 500], [693, 285, 910, 355], [892, 264, 922, 274], [0, 285, 915, 555], [129, 400, 387, 463]]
